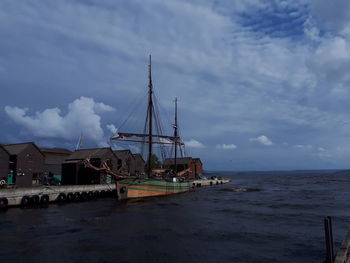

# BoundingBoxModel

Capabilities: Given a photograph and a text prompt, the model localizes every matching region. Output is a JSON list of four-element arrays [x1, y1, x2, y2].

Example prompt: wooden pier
[[192, 178, 230, 187], [0, 184, 116, 208], [334, 228, 350, 263], [0, 178, 230, 209]]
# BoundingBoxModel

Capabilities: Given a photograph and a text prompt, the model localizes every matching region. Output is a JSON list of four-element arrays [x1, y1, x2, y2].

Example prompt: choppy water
[[0, 171, 349, 263]]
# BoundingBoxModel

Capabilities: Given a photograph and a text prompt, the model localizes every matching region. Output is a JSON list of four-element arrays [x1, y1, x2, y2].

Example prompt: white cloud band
[[5, 96, 115, 146]]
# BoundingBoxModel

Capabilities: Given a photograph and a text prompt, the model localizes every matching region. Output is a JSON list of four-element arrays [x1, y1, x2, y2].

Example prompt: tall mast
[[76, 132, 83, 150], [174, 98, 178, 174], [147, 55, 153, 177]]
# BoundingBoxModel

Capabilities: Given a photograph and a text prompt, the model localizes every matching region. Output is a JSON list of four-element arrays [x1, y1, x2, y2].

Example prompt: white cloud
[[249, 135, 273, 146], [106, 124, 118, 135], [4, 96, 115, 146], [312, 146, 332, 159], [94, 102, 115, 113], [216, 143, 237, 150], [294, 144, 313, 149], [184, 139, 205, 148]]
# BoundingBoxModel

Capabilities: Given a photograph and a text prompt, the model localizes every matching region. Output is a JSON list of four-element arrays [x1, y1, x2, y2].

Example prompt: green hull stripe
[[123, 184, 191, 188], [127, 187, 189, 193], [119, 179, 191, 188]]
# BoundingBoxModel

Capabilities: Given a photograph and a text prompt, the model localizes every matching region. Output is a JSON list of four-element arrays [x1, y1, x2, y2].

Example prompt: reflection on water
[[0, 171, 349, 263]]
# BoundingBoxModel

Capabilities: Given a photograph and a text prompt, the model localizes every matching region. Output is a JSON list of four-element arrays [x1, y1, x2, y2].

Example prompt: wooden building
[[0, 145, 10, 181], [164, 157, 203, 179], [113, 150, 136, 175], [40, 147, 72, 181], [133, 153, 145, 176], [2, 142, 45, 187], [61, 147, 119, 185], [192, 158, 203, 176]]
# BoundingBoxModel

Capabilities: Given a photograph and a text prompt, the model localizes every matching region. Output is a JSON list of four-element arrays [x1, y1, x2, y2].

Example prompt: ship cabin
[[163, 157, 203, 180], [1, 142, 45, 187], [61, 147, 119, 185]]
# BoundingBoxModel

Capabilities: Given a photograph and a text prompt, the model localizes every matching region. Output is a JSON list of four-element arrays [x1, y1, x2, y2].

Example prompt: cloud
[[294, 144, 313, 149], [94, 103, 115, 114], [106, 124, 118, 135], [249, 135, 273, 146], [4, 96, 114, 146], [308, 0, 350, 33], [216, 144, 237, 150], [2, 0, 350, 169], [184, 139, 205, 148]]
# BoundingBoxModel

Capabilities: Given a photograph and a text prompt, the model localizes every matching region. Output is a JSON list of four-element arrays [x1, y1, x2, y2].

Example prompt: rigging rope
[[117, 92, 148, 131], [153, 93, 169, 161]]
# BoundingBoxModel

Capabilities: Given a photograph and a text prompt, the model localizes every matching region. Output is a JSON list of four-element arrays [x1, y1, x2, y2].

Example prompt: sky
[[1, 0, 350, 171]]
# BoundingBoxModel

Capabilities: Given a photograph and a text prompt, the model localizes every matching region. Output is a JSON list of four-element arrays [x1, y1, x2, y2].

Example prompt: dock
[[0, 178, 230, 209], [0, 184, 116, 208], [192, 178, 230, 187], [335, 227, 350, 263]]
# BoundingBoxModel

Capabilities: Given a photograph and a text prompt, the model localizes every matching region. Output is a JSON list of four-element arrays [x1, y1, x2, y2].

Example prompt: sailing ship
[[110, 56, 192, 200]]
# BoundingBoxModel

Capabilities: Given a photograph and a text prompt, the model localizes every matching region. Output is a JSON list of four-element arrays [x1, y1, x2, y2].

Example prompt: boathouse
[[1, 142, 45, 187], [164, 157, 203, 179], [61, 147, 119, 185], [0, 145, 10, 181], [133, 153, 145, 176], [113, 150, 136, 175], [40, 147, 72, 181], [192, 158, 203, 176]]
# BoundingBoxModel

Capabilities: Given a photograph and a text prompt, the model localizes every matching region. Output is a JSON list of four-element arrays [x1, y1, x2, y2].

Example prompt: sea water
[[0, 171, 349, 263]]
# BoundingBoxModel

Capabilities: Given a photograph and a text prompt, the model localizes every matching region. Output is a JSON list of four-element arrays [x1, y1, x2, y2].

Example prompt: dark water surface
[[1, 171, 350, 263]]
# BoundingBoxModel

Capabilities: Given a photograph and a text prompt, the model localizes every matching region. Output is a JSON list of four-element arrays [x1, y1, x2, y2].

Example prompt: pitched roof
[[66, 147, 115, 161], [0, 145, 10, 155], [2, 142, 44, 156], [114, 150, 135, 160], [40, 147, 72, 155], [133, 153, 145, 163]]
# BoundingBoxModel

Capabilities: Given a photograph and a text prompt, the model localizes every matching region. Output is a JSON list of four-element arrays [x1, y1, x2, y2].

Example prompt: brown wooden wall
[[62, 150, 119, 185], [134, 157, 145, 175], [193, 160, 203, 175], [180, 159, 203, 179], [115, 151, 136, 175], [15, 144, 45, 187], [125, 154, 136, 175], [43, 152, 71, 175], [0, 147, 9, 179]]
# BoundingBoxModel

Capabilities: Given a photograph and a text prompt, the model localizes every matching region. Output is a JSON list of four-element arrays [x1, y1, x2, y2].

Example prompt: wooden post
[[324, 216, 335, 263]]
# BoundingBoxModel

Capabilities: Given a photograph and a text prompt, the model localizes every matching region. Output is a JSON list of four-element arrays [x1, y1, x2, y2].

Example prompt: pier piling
[[324, 216, 335, 263]]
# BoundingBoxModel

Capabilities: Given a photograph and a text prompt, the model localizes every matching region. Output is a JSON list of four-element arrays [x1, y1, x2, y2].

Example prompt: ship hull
[[116, 178, 191, 200]]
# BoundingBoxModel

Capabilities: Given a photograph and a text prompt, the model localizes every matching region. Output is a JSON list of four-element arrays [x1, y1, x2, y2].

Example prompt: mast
[[147, 55, 153, 177], [76, 132, 83, 150], [111, 56, 184, 175], [174, 98, 178, 174]]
